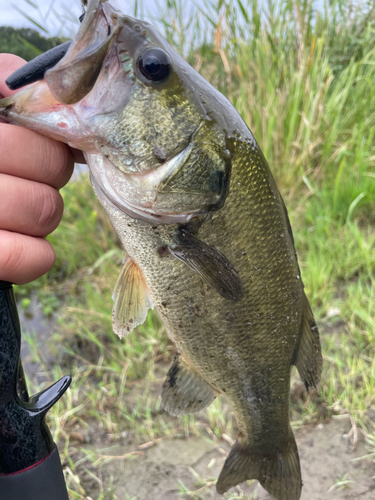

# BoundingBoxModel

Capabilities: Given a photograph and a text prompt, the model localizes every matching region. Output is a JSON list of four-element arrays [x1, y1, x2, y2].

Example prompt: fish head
[[0, 0, 250, 224]]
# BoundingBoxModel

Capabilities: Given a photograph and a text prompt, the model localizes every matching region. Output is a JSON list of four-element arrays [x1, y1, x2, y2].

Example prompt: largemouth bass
[[0, 1, 322, 498]]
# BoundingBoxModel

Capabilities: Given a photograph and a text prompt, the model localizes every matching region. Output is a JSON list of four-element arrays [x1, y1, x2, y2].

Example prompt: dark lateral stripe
[[6, 41, 71, 90]]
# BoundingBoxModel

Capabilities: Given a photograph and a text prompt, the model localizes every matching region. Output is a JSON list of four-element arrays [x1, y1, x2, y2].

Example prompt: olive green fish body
[[97, 136, 304, 494]]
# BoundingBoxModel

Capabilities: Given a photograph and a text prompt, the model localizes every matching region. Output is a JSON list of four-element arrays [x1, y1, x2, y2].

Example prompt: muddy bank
[[73, 418, 375, 499], [16, 299, 375, 499]]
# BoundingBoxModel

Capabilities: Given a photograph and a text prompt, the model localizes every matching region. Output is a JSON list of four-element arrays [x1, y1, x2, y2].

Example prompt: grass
[[327, 473, 355, 492], [10, 0, 375, 498]]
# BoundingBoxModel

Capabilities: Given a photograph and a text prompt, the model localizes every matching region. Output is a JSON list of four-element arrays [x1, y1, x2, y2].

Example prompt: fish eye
[[138, 48, 171, 82]]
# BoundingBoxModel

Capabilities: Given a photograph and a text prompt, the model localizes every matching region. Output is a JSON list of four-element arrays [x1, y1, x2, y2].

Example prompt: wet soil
[[74, 414, 375, 500]]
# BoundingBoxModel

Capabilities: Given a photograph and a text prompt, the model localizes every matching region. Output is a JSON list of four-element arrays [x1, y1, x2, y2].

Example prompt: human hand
[[0, 53, 84, 284]]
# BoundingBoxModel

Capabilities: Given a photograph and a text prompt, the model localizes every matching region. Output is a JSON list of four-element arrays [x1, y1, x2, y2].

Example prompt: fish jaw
[[0, 81, 86, 148], [87, 147, 209, 224]]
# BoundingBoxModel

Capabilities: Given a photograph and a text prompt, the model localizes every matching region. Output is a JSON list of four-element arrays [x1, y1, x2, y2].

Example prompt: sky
[[1, 0, 82, 34], [0, 0, 159, 36], [0, 0, 365, 37]]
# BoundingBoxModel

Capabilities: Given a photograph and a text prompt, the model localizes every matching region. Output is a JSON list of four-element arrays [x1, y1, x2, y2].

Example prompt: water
[[18, 294, 57, 385]]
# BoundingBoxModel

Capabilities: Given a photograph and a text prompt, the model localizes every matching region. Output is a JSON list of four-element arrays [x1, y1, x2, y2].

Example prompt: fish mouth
[[44, 0, 120, 104], [42, 0, 160, 106]]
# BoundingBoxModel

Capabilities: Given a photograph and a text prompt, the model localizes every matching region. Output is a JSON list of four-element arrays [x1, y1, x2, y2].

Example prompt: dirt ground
[[80, 418, 375, 500], [19, 305, 375, 499]]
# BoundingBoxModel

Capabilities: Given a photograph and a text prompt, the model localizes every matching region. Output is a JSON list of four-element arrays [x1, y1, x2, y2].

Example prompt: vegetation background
[[2, 0, 375, 498]]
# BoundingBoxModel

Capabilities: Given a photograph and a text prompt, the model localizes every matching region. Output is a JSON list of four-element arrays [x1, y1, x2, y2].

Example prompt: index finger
[[0, 53, 84, 187]]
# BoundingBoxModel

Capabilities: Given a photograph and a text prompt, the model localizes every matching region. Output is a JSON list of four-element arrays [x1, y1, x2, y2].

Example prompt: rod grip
[[0, 445, 69, 500]]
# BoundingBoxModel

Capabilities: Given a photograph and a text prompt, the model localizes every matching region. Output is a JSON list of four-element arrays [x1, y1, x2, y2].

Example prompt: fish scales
[[0, 1, 322, 498], [99, 138, 302, 448]]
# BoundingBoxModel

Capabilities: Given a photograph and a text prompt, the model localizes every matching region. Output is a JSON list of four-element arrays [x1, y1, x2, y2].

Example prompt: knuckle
[[39, 140, 72, 186], [34, 184, 63, 233], [1, 235, 22, 276], [0, 232, 56, 283], [39, 240, 56, 271]]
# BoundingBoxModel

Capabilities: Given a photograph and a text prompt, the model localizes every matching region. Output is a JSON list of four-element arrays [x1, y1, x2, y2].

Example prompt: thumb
[[0, 54, 27, 98]]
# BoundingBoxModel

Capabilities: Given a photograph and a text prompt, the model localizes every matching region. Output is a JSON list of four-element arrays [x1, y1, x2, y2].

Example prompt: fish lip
[[91, 168, 201, 225], [42, 0, 122, 105]]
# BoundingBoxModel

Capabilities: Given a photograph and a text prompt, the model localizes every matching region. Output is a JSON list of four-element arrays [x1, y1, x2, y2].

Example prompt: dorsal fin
[[112, 257, 153, 338]]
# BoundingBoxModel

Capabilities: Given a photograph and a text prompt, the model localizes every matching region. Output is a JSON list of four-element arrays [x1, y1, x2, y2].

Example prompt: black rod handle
[[0, 282, 70, 498], [0, 445, 69, 500]]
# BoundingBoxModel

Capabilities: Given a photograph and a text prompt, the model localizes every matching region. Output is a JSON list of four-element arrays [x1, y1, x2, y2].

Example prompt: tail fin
[[216, 430, 302, 500]]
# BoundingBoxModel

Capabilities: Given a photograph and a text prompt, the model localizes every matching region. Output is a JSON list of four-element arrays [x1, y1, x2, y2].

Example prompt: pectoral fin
[[112, 257, 153, 338], [167, 229, 243, 302], [161, 354, 216, 416], [293, 293, 322, 390]]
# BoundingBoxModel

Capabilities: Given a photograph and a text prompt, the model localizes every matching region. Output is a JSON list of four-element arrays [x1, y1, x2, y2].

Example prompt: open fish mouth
[[43, 0, 120, 105]]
